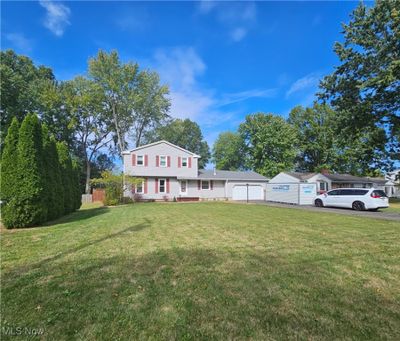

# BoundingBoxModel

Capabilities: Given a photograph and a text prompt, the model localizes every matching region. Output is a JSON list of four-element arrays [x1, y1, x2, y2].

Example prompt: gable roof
[[284, 172, 316, 181], [178, 169, 269, 181], [122, 140, 201, 157]]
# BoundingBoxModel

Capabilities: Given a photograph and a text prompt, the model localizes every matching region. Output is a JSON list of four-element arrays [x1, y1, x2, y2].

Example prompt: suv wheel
[[315, 199, 323, 207], [352, 201, 365, 211]]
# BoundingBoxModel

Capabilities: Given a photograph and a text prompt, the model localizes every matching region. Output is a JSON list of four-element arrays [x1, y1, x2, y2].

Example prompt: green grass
[[1, 202, 399, 340], [387, 198, 400, 213]]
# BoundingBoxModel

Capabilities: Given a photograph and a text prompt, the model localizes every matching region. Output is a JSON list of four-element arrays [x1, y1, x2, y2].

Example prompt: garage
[[232, 185, 263, 201]]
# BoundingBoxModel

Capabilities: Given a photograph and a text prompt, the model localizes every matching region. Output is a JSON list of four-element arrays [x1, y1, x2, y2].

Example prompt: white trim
[[136, 154, 144, 166], [201, 180, 210, 190], [159, 155, 167, 167], [179, 180, 188, 195], [122, 140, 201, 157], [159, 178, 166, 193]]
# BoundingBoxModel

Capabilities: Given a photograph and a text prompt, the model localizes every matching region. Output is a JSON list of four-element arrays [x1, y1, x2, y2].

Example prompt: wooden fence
[[81, 189, 105, 204], [92, 189, 105, 202]]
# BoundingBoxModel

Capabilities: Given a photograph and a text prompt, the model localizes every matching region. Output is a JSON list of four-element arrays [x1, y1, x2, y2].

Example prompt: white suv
[[314, 188, 389, 211]]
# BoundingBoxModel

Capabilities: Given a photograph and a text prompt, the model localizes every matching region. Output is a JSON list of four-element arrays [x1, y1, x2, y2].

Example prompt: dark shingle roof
[[323, 173, 374, 183], [180, 170, 269, 181]]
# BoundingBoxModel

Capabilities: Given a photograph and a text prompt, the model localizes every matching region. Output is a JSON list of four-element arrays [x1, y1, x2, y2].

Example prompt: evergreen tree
[[5, 114, 47, 227], [1, 118, 20, 228], [42, 125, 64, 220], [51, 136, 64, 218], [57, 142, 74, 214], [72, 159, 82, 210]]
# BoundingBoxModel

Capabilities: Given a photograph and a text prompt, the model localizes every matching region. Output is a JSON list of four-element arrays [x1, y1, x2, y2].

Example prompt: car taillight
[[370, 193, 380, 198]]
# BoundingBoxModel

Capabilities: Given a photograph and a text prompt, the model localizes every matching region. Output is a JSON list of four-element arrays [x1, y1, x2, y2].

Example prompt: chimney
[[213, 168, 217, 176], [321, 168, 330, 175]]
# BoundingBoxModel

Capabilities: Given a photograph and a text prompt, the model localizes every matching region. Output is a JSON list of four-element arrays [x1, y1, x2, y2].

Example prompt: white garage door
[[232, 185, 263, 200]]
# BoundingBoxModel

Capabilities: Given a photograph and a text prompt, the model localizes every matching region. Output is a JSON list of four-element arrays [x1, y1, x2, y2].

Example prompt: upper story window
[[182, 157, 188, 167], [159, 156, 167, 167], [137, 155, 144, 166]]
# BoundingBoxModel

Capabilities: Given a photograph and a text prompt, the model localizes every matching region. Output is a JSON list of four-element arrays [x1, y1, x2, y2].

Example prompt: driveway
[[239, 201, 400, 222]]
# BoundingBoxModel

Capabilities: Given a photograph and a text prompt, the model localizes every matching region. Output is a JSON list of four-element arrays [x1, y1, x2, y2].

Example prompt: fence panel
[[92, 189, 105, 203]]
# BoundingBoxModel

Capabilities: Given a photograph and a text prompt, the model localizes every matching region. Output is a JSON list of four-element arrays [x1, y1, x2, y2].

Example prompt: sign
[[302, 185, 314, 194], [272, 185, 290, 192]]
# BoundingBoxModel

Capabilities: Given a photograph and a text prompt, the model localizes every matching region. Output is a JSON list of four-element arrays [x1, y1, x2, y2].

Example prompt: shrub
[[3, 114, 47, 228], [1, 118, 20, 228], [57, 142, 74, 214]]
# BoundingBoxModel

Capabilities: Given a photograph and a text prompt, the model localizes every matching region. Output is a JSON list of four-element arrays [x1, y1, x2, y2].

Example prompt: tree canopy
[[212, 132, 246, 171], [319, 0, 400, 169]]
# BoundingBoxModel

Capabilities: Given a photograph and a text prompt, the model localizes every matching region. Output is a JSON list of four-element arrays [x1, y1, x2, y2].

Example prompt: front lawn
[[1, 202, 399, 340]]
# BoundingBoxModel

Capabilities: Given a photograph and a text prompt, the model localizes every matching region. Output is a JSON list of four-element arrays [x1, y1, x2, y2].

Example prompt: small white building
[[267, 171, 399, 205]]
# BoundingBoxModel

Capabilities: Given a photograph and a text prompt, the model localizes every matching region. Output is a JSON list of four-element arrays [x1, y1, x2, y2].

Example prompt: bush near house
[[0, 114, 81, 228]]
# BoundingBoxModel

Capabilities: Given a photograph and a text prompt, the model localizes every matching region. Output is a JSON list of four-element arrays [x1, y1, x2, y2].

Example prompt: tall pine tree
[[1, 118, 20, 228], [8, 114, 47, 227], [57, 142, 74, 214], [42, 125, 64, 220]]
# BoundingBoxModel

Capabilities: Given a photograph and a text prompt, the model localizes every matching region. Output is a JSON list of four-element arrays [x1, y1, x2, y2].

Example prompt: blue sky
[[2, 0, 363, 151]]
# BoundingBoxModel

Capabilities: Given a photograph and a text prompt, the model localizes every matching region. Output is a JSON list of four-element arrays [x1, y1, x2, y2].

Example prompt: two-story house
[[122, 140, 269, 201]]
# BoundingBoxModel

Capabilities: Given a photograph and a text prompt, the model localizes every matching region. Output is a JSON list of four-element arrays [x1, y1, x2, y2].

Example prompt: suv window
[[338, 189, 354, 195], [372, 190, 387, 198], [327, 190, 340, 196], [354, 189, 368, 196]]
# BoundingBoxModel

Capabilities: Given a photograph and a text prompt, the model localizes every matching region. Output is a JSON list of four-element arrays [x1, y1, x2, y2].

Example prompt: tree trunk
[[112, 103, 124, 157], [85, 160, 91, 194]]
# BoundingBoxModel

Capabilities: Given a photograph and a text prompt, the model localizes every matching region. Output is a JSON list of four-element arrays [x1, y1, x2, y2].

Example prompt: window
[[160, 156, 167, 167], [319, 182, 328, 191], [201, 180, 210, 190], [180, 180, 187, 194], [372, 190, 387, 198], [182, 157, 188, 167], [136, 181, 144, 194], [327, 190, 340, 196], [137, 155, 144, 166], [159, 179, 166, 193]]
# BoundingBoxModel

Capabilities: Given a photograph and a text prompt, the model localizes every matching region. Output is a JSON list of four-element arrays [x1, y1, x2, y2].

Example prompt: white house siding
[[268, 173, 300, 183], [123, 142, 199, 178]]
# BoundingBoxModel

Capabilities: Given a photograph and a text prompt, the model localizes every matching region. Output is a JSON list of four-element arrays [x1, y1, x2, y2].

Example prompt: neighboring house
[[122, 140, 269, 201], [269, 171, 398, 197]]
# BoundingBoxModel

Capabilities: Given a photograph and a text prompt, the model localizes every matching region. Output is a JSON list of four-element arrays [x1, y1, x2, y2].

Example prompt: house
[[122, 140, 269, 201], [268, 171, 398, 200]]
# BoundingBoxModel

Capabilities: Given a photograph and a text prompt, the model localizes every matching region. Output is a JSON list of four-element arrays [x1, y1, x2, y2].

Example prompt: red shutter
[[167, 156, 171, 168], [210, 180, 213, 190], [156, 155, 159, 167], [132, 154, 136, 166], [166, 179, 170, 193], [188, 157, 192, 168], [144, 178, 148, 194], [155, 178, 158, 193], [145, 155, 148, 167], [178, 157, 181, 168], [198, 180, 201, 190]]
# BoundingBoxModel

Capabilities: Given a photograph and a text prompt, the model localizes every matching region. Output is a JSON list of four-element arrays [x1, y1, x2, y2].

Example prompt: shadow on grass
[[44, 206, 110, 226], [2, 247, 399, 340], [11, 219, 151, 277]]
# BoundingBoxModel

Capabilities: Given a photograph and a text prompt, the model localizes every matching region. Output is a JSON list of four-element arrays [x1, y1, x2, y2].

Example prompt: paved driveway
[[240, 201, 400, 222]]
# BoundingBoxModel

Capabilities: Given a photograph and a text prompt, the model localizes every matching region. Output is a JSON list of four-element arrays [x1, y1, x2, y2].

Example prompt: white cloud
[[198, 1, 257, 42], [5, 33, 33, 52], [149, 47, 269, 128], [39, 1, 71, 37], [230, 27, 247, 42], [286, 72, 321, 98]]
